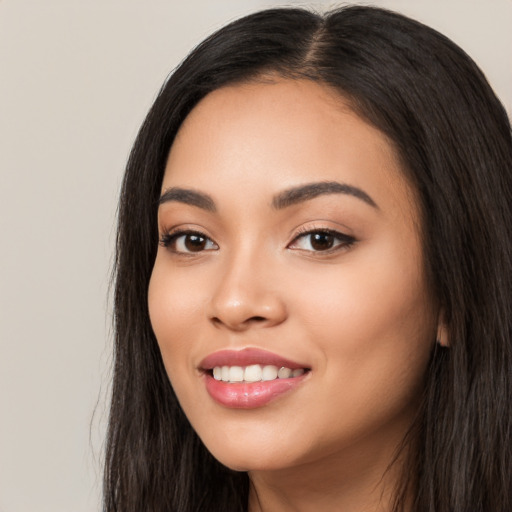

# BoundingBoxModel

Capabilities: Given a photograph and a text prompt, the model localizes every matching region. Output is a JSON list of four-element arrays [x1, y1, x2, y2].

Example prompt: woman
[[104, 6, 512, 511]]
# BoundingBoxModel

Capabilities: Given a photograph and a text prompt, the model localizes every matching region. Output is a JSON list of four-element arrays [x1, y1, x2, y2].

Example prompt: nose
[[208, 251, 287, 331]]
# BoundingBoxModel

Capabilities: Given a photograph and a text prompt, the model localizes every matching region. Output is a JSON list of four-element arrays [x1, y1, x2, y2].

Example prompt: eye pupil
[[185, 234, 206, 252], [311, 233, 334, 251]]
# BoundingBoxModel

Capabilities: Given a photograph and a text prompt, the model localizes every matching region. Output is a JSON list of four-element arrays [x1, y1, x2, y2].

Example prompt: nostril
[[210, 314, 268, 329], [208, 286, 288, 330]]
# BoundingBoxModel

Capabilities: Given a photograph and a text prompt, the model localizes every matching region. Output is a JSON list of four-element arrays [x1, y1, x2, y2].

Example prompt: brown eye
[[310, 232, 335, 251], [160, 230, 218, 253], [184, 234, 208, 252], [288, 229, 356, 253]]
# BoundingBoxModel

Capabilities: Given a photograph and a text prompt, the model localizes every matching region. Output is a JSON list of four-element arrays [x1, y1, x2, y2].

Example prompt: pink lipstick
[[200, 348, 310, 409]]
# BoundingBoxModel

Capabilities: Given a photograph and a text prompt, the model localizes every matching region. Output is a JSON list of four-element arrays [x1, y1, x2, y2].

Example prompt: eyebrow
[[272, 181, 378, 210], [158, 187, 216, 212], [158, 181, 378, 213]]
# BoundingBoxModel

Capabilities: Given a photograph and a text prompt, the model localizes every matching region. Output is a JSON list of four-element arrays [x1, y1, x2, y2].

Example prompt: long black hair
[[104, 6, 512, 511]]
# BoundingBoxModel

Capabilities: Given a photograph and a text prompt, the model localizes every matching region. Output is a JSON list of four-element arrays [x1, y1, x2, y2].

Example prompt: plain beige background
[[0, 1, 510, 511]]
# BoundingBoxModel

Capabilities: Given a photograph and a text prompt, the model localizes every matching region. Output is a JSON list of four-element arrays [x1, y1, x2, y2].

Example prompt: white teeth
[[228, 366, 244, 382], [213, 367, 222, 380], [277, 367, 292, 379], [262, 365, 278, 381], [212, 364, 307, 383], [244, 364, 262, 382]]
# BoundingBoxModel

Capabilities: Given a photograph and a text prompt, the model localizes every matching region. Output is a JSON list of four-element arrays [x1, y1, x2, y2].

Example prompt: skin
[[148, 79, 440, 511]]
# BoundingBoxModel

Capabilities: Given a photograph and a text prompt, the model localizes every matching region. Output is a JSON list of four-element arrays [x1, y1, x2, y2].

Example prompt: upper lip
[[200, 348, 309, 370]]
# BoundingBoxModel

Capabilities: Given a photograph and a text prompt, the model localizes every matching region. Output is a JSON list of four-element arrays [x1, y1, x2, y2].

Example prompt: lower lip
[[204, 373, 307, 409]]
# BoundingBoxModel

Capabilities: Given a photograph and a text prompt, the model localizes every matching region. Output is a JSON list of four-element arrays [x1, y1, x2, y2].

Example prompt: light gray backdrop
[[1, 1, 510, 511]]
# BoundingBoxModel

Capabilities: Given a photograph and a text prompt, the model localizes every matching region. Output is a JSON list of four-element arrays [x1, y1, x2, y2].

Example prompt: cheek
[[147, 258, 205, 372], [282, 251, 434, 451], [289, 238, 436, 381]]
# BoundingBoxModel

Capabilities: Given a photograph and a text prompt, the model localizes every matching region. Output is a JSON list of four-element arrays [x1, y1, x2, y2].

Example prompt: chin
[[200, 432, 299, 473], [209, 450, 287, 473]]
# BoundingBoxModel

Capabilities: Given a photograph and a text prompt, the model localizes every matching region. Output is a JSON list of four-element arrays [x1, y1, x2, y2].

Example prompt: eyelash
[[159, 229, 218, 254], [159, 227, 356, 255], [288, 227, 356, 254]]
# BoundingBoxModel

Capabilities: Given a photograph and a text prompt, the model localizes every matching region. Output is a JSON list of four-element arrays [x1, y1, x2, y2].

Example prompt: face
[[148, 79, 438, 473]]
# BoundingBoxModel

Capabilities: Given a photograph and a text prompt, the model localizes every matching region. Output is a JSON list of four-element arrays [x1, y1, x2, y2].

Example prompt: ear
[[436, 312, 449, 347]]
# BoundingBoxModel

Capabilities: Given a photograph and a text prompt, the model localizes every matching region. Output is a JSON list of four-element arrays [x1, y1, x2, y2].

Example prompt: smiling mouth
[[209, 364, 309, 383], [200, 349, 311, 408]]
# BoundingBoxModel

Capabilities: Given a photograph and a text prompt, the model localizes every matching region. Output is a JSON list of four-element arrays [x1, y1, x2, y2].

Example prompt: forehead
[[163, 79, 417, 220]]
